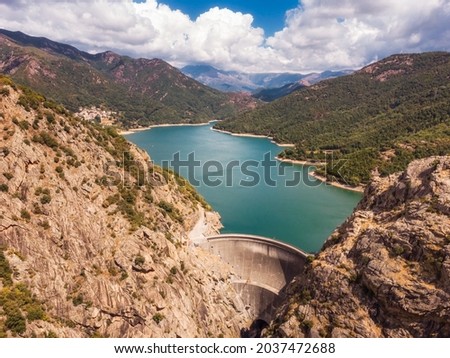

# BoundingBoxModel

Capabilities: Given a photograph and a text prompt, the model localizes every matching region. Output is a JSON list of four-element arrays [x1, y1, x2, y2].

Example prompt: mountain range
[[1, 28, 450, 339], [215, 52, 450, 186], [0, 29, 257, 128], [182, 64, 351, 99]]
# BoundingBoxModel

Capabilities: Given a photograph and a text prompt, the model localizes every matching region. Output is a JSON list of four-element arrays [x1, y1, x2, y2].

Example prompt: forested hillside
[[0, 29, 256, 128], [216, 52, 450, 186]]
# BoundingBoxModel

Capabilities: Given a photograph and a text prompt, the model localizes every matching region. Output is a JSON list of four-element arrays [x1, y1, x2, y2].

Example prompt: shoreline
[[119, 120, 215, 135], [309, 171, 365, 193], [275, 156, 326, 166], [211, 128, 295, 148], [121, 122, 295, 148], [121, 122, 364, 193], [275, 156, 364, 193]]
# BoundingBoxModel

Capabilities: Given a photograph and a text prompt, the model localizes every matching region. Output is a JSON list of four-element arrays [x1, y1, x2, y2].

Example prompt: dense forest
[[216, 52, 450, 186]]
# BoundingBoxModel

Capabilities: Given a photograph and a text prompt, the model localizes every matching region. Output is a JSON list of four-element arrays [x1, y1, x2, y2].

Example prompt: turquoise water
[[126, 124, 362, 253]]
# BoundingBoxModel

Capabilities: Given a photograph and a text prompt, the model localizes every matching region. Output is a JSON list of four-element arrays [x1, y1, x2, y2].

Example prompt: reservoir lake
[[126, 123, 362, 253]]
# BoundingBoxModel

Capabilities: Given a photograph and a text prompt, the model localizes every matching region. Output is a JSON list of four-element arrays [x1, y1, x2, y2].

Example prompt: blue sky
[[1, 0, 449, 73], [137, 0, 299, 35]]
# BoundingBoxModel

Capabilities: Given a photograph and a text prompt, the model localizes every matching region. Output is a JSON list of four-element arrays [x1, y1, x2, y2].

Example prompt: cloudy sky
[[0, 0, 449, 73]]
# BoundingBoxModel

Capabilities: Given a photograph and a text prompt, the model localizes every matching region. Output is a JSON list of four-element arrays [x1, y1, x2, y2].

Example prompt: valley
[[125, 123, 361, 253], [0, 27, 449, 339], [0, 29, 257, 128], [215, 53, 450, 188]]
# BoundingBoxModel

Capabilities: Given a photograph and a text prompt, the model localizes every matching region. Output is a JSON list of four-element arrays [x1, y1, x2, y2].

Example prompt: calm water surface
[[126, 124, 362, 253]]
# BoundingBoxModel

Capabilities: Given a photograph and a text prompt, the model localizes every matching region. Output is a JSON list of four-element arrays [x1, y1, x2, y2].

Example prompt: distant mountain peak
[[0, 28, 258, 126], [216, 51, 450, 186], [359, 53, 416, 82], [0, 28, 94, 61], [181, 64, 352, 100]]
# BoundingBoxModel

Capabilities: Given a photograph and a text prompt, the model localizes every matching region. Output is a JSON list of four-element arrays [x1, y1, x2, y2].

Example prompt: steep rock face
[[268, 157, 450, 338], [0, 78, 250, 337]]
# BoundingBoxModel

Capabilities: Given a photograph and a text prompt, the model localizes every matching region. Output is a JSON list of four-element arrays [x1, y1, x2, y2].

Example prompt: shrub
[[152, 313, 165, 324], [20, 209, 31, 220], [102, 194, 120, 208], [158, 200, 174, 213], [32, 132, 59, 149], [300, 289, 312, 304], [39, 132, 59, 149], [26, 305, 45, 321], [61, 146, 76, 158], [18, 121, 29, 131], [302, 320, 314, 332], [40, 194, 51, 205], [120, 271, 128, 281], [0, 184, 8, 192], [0, 247, 13, 286], [158, 200, 183, 223], [0, 324, 7, 338], [393, 244, 405, 256], [0, 280, 49, 336], [72, 294, 84, 306], [143, 187, 153, 203], [107, 264, 118, 277], [46, 113, 55, 124], [5, 309, 26, 334], [134, 255, 145, 267], [17, 88, 44, 111], [44, 331, 58, 338]]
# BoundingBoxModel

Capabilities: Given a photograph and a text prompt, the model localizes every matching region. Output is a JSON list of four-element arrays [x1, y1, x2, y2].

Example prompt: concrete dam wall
[[205, 234, 309, 324]]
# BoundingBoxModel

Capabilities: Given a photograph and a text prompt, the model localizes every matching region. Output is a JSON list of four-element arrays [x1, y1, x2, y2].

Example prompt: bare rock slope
[[0, 77, 250, 337], [268, 156, 450, 338]]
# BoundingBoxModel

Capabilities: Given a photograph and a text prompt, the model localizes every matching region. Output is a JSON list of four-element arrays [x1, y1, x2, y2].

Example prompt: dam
[[204, 234, 309, 327]]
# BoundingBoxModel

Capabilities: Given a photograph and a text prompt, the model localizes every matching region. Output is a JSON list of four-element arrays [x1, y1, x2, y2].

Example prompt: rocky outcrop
[[0, 78, 251, 337], [267, 156, 450, 338]]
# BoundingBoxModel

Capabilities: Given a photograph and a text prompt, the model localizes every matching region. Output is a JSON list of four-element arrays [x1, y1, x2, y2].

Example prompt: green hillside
[[215, 52, 450, 186], [0, 29, 253, 127]]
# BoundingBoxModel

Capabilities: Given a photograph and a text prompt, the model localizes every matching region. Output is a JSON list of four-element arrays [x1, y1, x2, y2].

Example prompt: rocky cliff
[[0, 77, 251, 337], [267, 156, 450, 338]]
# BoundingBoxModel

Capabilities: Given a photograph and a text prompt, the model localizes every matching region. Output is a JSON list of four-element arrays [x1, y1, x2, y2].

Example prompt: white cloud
[[267, 0, 450, 71], [0, 0, 449, 72]]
